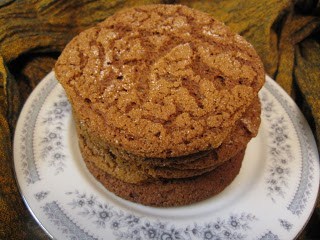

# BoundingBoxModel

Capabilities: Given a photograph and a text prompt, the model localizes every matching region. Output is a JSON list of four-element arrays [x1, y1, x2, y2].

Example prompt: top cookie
[[55, 4, 265, 158]]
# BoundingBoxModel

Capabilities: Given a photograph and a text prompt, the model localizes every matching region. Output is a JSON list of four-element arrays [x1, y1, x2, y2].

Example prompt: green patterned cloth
[[0, 0, 319, 239]]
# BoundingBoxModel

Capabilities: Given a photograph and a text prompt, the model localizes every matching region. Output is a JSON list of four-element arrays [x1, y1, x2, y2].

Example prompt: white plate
[[14, 72, 319, 240]]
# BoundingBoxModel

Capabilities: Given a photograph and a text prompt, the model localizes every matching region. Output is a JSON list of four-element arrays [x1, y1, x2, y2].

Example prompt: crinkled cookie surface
[[55, 4, 264, 158]]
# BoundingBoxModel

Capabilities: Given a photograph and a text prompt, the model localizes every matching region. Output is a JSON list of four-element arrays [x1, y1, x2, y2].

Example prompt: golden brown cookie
[[78, 132, 219, 183], [84, 149, 245, 207], [109, 97, 261, 169], [76, 97, 260, 182], [76, 98, 260, 183], [55, 4, 265, 159]]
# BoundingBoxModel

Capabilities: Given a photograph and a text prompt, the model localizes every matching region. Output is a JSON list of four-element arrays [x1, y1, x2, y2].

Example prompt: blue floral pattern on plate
[[258, 231, 280, 240], [40, 90, 70, 174], [63, 190, 257, 240], [19, 78, 57, 184], [261, 91, 294, 202], [263, 80, 316, 216], [13, 72, 320, 240]]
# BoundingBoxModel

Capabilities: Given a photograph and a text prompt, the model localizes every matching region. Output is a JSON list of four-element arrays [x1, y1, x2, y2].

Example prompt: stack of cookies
[[55, 4, 265, 207]]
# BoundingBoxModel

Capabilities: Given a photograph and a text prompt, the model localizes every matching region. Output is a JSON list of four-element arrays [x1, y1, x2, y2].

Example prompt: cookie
[[79, 131, 221, 183], [55, 4, 265, 159], [76, 98, 260, 184], [84, 149, 245, 207], [76, 98, 259, 183], [77, 96, 261, 170]]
